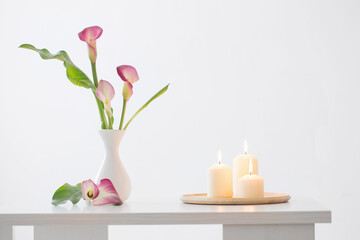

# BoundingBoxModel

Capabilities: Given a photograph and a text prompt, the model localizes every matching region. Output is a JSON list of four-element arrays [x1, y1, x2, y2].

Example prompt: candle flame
[[244, 140, 248, 155], [249, 156, 253, 175], [218, 150, 222, 165]]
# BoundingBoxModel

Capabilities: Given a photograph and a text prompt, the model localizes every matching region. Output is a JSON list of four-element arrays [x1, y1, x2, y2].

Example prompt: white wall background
[[1, 0, 359, 239]]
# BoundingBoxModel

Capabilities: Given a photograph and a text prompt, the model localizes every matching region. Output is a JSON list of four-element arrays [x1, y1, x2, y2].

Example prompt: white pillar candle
[[237, 157, 264, 198], [233, 140, 258, 197], [207, 150, 233, 198]]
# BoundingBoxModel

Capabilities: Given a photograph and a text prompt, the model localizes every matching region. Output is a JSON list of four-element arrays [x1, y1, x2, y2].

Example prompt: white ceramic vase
[[96, 130, 131, 202]]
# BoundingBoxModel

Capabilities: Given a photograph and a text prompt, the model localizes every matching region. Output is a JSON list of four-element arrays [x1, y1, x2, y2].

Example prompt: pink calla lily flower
[[81, 179, 99, 201], [116, 65, 139, 101], [92, 179, 122, 206], [78, 26, 103, 63], [96, 80, 115, 119], [116, 65, 139, 84], [122, 81, 133, 102]]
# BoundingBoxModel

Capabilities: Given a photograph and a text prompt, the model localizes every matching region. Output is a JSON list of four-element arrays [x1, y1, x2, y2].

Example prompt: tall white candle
[[237, 157, 264, 198], [207, 150, 233, 198], [233, 140, 258, 197]]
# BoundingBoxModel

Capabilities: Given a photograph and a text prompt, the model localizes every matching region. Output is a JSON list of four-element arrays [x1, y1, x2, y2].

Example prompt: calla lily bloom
[[116, 65, 139, 84], [116, 65, 139, 101], [81, 179, 99, 201], [96, 80, 115, 119], [78, 26, 103, 63], [122, 81, 133, 101], [92, 179, 122, 206]]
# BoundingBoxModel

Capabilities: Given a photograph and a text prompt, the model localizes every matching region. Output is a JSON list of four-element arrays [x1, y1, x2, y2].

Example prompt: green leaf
[[51, 183, 83, 206], [124, 84, 169, 130], [19, 44, 96, 91]]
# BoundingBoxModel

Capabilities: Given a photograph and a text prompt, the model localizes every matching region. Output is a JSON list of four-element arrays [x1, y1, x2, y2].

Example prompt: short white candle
[[207, 150, 233, 198], [233, 140, 258, 197], [237, 157, 264, 198]]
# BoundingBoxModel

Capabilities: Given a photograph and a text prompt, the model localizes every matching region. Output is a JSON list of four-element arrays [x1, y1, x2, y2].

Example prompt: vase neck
[[99, 130, 126, 154]]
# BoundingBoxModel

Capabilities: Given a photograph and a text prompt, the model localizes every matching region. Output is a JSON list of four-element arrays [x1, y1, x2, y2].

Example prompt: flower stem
[[91, 62, 99, 87], [119, 99, 127, 130], [93, 92, 108, 129], [91, 62, 108, 129], [108, 114, 113, 129]]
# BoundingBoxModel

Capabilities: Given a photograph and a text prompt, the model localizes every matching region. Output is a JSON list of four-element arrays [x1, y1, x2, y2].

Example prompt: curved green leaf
[[51, 183, 83, 206], [19, 44, 96, 91], [124, 84, 169, 130]]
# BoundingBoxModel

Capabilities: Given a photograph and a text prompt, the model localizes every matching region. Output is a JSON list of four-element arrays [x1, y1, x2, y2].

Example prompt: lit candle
[[233, 140, 258, 197], [237, 157, 264, 198], [207, 150, 233, 198]]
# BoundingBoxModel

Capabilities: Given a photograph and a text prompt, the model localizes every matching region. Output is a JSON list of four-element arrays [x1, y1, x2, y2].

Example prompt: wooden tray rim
[[180, 192, 291, 205]]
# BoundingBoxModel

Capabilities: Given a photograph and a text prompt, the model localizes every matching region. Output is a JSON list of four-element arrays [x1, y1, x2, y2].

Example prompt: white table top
[[0, 197, 331, 226]]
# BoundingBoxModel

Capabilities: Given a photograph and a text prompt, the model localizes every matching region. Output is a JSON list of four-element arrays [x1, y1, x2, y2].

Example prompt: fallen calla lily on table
[[81, 179, 99, 201], [92, 179, 122, 206], [52, 178, 122, 206]]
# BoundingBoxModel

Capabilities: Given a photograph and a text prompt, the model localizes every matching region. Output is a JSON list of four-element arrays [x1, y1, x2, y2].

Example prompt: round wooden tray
[[181, 193, 290, 205]]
